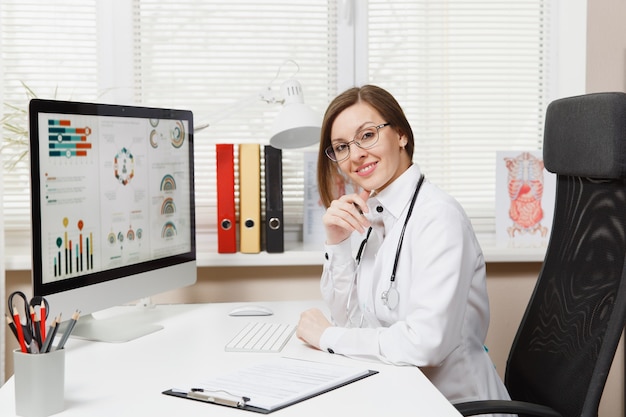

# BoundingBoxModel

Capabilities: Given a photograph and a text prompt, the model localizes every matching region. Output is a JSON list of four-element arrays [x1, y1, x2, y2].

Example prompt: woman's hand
[[296, 308, 333, 350], [323, 189, 371, 245]]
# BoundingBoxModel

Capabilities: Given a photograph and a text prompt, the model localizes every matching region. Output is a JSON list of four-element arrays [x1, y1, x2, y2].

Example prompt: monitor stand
[[58, 299, 164, 343]]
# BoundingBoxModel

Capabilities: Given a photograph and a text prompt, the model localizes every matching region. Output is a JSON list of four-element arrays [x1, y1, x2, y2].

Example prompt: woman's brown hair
[[316, 85, 414, 208]]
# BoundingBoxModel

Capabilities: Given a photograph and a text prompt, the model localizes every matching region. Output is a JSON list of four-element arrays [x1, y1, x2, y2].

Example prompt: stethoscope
[[348, 174, 425, 318]]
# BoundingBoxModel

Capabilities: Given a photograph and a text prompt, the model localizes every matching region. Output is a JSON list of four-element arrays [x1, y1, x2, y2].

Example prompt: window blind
[[366, 0, 548, 234], [0, 0, 574, 250], [0, 0, 99, 237], [132, 0, 335, 239]]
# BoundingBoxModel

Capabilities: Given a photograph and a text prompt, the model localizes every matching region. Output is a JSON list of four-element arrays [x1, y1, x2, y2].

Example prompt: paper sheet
[[194, 357, 372, 411]]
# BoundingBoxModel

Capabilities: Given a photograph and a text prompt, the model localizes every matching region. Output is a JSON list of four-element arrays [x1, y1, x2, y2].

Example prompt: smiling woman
[[298, 85, 512, 412]]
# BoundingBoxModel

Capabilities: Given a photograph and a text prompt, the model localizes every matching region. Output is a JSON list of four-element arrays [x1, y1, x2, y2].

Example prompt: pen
[[56, 310, 80, 350], [12, 306, 28, 353]]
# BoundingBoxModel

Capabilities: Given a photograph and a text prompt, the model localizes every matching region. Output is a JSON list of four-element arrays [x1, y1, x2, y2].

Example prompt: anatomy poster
[[495, 151, 556, 248]]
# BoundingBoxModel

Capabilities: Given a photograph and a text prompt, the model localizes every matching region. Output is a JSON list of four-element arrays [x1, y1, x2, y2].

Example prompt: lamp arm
[[195, 88, 278, 132]]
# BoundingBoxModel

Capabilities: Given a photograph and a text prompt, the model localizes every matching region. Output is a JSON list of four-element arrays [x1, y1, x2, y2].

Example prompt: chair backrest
[[505, 92, 626, 417]]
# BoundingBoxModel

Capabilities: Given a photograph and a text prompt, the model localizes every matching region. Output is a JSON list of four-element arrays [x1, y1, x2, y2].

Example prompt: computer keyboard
[[225, 321, 296, 353]]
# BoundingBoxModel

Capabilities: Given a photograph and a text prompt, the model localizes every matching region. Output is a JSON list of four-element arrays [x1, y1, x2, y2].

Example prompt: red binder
[[215, 144, 237, 253]]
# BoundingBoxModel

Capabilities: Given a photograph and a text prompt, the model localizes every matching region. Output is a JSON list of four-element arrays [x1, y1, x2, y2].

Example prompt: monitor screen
[[29, 99, 197, 342]]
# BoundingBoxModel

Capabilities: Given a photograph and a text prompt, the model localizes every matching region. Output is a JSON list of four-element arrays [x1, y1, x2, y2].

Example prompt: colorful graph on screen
[[53, 217, 94, 277], [170, 120, 185, 148], [161, 221, 177, 238], [114, 147, 135, 186], [160, 174, 176, 191], [48, 119, 92, 158]]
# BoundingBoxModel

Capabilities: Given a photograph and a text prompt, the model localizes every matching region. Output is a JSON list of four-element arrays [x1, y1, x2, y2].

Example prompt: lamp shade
[[269, 79, 321, 149]]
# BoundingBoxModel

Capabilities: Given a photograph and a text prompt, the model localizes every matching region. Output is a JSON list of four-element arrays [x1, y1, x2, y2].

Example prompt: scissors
[[7, 291, 50, 345]]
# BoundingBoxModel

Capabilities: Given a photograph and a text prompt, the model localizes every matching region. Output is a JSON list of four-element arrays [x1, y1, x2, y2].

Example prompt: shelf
[[194, 231, 546, 266], [3, 233, 546, 271]]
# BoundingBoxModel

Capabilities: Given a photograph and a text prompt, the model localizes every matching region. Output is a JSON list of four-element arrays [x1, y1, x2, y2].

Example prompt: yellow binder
[[238, 143, 261, 253]]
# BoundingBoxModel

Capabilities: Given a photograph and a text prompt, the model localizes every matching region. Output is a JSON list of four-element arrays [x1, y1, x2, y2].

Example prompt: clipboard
[[162, 357, 378, 414]]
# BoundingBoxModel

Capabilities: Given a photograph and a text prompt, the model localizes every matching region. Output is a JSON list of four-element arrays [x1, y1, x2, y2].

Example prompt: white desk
[[0, 300, 461, 416]]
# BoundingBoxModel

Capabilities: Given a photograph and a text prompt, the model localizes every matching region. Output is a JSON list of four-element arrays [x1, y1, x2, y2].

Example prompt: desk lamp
[[268, 78, 320, 149], [195, 64, 321, 149]]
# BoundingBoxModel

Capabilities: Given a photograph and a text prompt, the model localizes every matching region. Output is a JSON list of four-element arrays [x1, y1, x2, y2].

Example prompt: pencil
[[12, 306, 28, 353], [40, 300, 47, 342], [5, 314, 19, 341], [29, 305, 36, 327], [41, 314, 61, 353], [56, 310, 80, 350], [34, 314, 43, 349], [25, 306, 35, 345]]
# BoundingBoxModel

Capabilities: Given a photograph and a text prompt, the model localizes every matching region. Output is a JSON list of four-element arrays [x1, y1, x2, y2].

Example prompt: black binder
[[263, 145, 284, 253]]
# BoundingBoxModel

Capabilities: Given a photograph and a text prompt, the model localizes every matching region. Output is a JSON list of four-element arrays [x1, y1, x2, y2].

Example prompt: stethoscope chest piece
[[381, 286, 400, 310]]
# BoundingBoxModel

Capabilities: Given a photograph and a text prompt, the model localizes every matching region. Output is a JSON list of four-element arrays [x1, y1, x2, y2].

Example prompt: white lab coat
[[319, 164, 512, 407]]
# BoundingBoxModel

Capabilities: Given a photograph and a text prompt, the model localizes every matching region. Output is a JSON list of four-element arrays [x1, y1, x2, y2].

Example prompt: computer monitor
[[29, 99, 197, 342]]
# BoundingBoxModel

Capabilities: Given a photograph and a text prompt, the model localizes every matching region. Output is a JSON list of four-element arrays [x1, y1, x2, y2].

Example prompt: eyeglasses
[[325, 123, 390, 162]]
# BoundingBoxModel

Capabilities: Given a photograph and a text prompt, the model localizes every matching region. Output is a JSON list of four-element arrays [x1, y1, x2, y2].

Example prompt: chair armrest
[[453, 400, 562, 417]]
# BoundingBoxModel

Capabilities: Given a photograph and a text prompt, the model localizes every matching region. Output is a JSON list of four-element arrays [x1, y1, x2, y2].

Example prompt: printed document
[[194, 357, 374, 412]]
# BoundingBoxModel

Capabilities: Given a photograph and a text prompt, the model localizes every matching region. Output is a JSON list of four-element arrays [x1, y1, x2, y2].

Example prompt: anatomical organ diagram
[[504, 152, 548, 238]]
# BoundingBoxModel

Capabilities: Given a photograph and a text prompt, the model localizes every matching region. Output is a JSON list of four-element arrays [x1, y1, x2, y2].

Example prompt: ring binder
[[264, 145, 284, 253], [216, 144, 237, 253], [239, 144, 261, 253]]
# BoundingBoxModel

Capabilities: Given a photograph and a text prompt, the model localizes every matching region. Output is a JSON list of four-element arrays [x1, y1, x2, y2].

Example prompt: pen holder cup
[[13, 348, 65, 417]]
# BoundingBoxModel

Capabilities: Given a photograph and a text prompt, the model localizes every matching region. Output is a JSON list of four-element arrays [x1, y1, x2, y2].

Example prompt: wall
[[586, 0, 626, 93], [585, 0, 626, 415]]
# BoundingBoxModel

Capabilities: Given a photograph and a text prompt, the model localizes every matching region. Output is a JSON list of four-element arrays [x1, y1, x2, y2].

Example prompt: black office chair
[[454, 92, 626, 417]]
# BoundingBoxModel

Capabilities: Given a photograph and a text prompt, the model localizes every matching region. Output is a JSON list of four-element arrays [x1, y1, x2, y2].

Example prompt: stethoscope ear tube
[[381, 174, 424, 309], [356, 174, 425, 311]]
